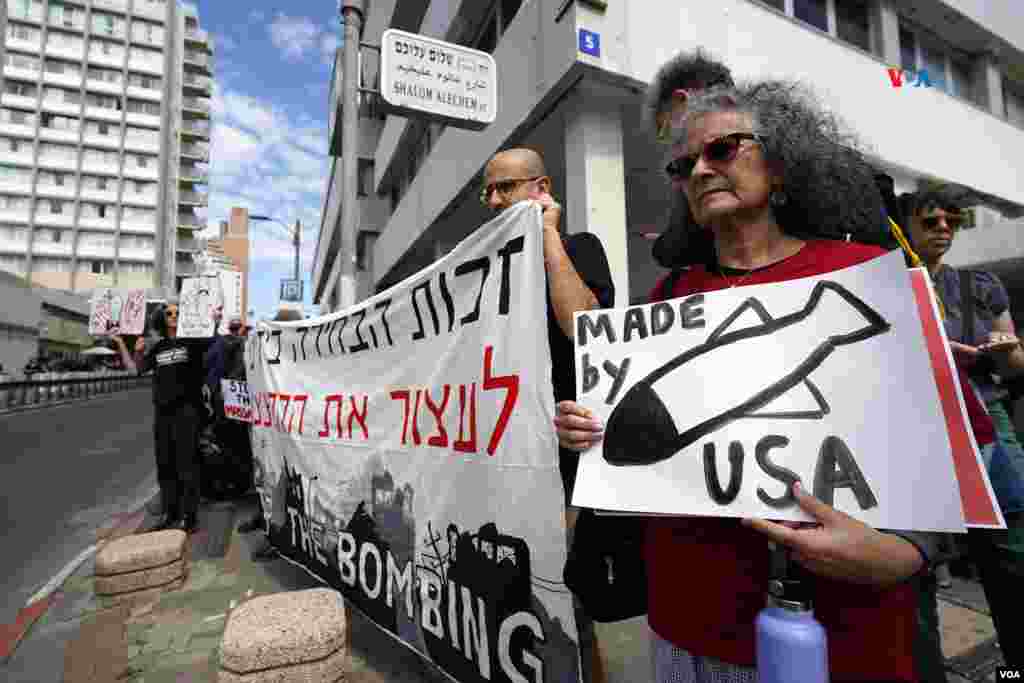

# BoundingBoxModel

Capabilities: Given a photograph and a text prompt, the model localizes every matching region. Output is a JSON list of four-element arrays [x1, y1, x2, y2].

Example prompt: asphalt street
[[0, 388, 159, 628]]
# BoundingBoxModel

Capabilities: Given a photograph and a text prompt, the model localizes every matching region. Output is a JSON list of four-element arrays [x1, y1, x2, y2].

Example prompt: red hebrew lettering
[[390, 390, 411, 445], [412, 389, 423, 446], [292, 395, 309, 434], [279, 394, 292, 433], [482, 345, 519, 456], [348, 395, 369, 440], [454, 383, 477, 454], [424, 385, 451, 448], [321, 394, 344, 437], [267, 393, 278, 430]]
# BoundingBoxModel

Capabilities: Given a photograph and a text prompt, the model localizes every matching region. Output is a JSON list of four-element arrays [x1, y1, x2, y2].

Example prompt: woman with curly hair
[[554, 78, 937, 682]]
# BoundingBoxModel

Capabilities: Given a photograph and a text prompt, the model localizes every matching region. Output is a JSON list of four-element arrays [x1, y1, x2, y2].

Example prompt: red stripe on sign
[[910, 271, 1000, 526], [0, 595, 55, 661]]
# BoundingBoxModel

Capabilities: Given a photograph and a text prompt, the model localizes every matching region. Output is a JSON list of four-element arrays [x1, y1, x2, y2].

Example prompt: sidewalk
[[2, 494, 1008, 683]]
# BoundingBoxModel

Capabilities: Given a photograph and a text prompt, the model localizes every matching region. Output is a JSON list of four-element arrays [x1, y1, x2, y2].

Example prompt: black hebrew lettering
[[455, 257, 489, 325], [335, 316, 349, 354], [603, 358, 630, 405], [581, 353, 599, 394], [680, 294, 706, 329], [497, 235, 524, 315], [651, 302, 675, 336], [755, 435, 801, 508], [325, 319, 337, 355], [438, 273, 455, 333], [623, 308, 649, 343], [411, 282, 440, 341], [267, 329, 282, 365], [315, 323, 326, 358], [375, 299, 394, 346], [703, 441, 744, 505], [813, 436, 878, 510], [577, 313, 616, 347], [351, 309, 371, 353], [296, 326, 311, 362]]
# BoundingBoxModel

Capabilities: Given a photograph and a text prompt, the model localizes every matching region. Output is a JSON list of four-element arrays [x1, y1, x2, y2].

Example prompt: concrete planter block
[[94, 557, 186, 595], [218, 588, 348, 683], [99, 575, 187, 608], [96, 530, 187, 576]]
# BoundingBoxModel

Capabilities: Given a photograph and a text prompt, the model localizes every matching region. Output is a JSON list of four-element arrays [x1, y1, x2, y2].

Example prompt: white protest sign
[[573, 251, 966, 533], [221, 379, 253, 423], [178, 276, 222, 338], [246, 203, 580, 683], [89, 289, 147, 335], [218, 271, 243, 335]]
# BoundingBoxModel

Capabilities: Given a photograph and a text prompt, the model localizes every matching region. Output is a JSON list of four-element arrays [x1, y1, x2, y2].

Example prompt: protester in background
[[114, 301, 221, 534], [482, 148, 614, 683], [556, 80, 938, 682], [904, 186, 1024, 667]]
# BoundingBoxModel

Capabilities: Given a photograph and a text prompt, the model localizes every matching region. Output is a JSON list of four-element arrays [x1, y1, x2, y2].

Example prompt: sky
[[192, 1, 343, 321]]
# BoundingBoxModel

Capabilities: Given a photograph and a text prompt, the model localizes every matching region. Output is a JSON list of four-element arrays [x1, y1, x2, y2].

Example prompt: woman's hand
[[134, 338, 146, 353], [949, 341, 981, 367], [553, 401, 604, 452], [112, 335, 126, 351], [980, 331, 1020, 354], [743, 482, 923, 587]]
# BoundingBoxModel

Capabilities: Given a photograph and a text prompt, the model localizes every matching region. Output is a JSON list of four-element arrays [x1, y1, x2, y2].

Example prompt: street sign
[[280, 279, 303, 303], [379, 28, 497, 130]]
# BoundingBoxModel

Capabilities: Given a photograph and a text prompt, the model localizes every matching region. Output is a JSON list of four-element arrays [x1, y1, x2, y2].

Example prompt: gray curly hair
[[670, 79, 889, 250]]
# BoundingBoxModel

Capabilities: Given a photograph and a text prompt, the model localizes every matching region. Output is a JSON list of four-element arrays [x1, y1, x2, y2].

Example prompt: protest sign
[[573, 251, 966, 533], [909, 268, 1004, 528], [218, 271, 243, 335], [178, 276, 222, 338], [89, 289, 147, 335], [247, 203, 580, 683], [222, 379, 253, 423]]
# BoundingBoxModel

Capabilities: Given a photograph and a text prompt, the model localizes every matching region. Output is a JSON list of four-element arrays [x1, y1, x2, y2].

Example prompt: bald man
[[482, 148, 614, 683]]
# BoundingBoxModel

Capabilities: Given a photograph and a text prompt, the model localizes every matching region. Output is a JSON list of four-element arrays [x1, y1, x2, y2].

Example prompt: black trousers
[[969, 516, 1023, 667], [153, 402, 200, 521]]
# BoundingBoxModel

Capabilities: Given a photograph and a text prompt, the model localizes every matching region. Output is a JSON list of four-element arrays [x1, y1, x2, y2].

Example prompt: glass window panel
[[921, 40, 947, 91], [835, 0, 870, 52], [794, 0, 828, 31], [899, 26, 917, 72]]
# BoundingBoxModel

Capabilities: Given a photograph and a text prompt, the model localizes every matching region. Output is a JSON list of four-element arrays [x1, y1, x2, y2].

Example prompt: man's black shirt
[[138, 337, 213, 411]]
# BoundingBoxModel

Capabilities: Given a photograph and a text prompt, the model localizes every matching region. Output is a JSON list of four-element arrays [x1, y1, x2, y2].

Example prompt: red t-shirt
[[646, 240, 920, 682]]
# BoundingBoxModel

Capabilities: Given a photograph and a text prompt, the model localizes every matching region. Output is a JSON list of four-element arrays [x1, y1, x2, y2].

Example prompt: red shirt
[[646, 240, 919, 682]]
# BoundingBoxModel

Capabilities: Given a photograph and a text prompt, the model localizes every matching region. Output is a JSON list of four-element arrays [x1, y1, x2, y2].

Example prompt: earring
[[770, 190, 788, 207]]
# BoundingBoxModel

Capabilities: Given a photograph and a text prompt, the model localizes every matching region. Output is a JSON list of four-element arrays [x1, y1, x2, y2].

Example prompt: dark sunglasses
[[665, 133, 764, 181], [921, 214, 964, 232], [479, 176, 541, 205], [165, 309, 179, 318]]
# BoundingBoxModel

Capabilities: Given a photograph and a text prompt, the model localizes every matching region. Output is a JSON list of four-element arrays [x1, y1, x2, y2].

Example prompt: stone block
[[99, 576, 186, 608], [96, 530, 187, 575], [95, 558, 186, 596], [218, 588, 348, 682]]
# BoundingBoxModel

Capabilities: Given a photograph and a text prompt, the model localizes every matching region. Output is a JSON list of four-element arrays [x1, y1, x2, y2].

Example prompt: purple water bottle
[[756, 565, 829, 683]]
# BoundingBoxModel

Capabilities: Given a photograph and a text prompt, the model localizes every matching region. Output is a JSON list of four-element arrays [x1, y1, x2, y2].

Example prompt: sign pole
[[335, 0, 365, 312]]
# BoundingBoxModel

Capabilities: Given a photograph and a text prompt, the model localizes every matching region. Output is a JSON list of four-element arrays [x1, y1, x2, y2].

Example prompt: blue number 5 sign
[[579, 29, 601, 57]]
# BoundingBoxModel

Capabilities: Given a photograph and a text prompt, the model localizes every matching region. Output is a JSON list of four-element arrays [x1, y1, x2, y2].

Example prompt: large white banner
[[573, 251, 966, 533], [247, 204, 580, 683]]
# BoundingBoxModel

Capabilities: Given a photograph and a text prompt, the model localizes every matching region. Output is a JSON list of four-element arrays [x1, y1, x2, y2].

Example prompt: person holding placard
[[555, 80, 939, 682], [903, 186, 1024, 667], [481, 148, 615, 683], [114, 300, 222, 534]]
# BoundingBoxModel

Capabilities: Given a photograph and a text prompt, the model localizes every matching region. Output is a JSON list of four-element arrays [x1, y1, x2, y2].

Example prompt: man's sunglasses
[[479, 176, 541, 205], [921, 214, 964, 232], [165, 309, 179, 318], [665, 133, 765, 181]]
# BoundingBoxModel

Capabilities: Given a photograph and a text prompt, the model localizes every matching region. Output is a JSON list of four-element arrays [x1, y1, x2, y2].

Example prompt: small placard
[[578, 28, 601, 57], [221, 379, 252, 423]]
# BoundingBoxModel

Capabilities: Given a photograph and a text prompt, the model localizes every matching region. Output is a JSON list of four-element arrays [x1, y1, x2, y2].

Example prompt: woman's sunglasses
[[665, 132, 765, 181], [920, 214, 964, 232]]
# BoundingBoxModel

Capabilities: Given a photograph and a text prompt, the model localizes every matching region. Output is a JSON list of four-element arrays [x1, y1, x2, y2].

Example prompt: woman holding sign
[[555, 80, 938, 682]]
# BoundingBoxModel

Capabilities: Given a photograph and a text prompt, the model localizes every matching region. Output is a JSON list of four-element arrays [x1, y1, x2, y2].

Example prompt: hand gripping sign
[[572, 251, 971, 533]]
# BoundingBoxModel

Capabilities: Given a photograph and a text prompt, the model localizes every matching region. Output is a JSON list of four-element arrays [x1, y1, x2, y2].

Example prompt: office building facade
[[0, 0, 214, 298], [314, 0, 1024, 312]]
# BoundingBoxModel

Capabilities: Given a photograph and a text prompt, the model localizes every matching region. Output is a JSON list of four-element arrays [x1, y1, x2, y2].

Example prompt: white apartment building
[[0, 0, 213, 298], [314, 0, 1024, 312]]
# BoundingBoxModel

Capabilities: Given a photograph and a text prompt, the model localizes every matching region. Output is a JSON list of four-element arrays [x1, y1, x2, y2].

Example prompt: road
[[0, 389, 158, 628]]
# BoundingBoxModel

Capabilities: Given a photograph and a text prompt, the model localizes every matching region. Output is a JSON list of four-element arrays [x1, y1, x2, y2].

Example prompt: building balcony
[[42, 70, 83, 89], [176, 237, 199, 252], [179, 167, 208, 184], [118, 247, 156, 262], [183, 51, 212, 73], [119, 220, 156, 235], [0, 92, 38, 111], [92, 0, 128, 14], [79, 187, 119, 203], [0, 238, 29, 254], [0, 179, 34, 195], [45, 42, 85, 60], [2, 151, 35, 166], [132, 1, 165, 23], [4, 35, 42, 53], [177, 214, 206, 231], [180, 142, 209, 161], [34, 213, 76, 228], [76, 245, 117, 260], [182, 72, 212, 95], [82, 105, 121, 122], [78, 216, 117, 231], [180, 121, 210, 139], [0, 121, 36, 138], [178, 190, 208, 207], [121, 191, 158, 207], [31, 241, 74, 257], [127, 57, 164, 76], [80, 159, 120, 175], [49, 16, 85, 32], [36, 155, 78, 173], [125, 111, 161, 128], [38, 127, 80, 144], [7, 6, 43, 23], [122, 165, 159, 182], [41, 99, 83, 118], [123, 135, 160, 154], [184, 26, 210, 48], [3, 64, 42, 82], [126, 85, 162, 101], [86, 50, 122, 69], [175, 261, 198, 277], [182, 96, 210, 116], [85, 77, 122, 96], [81, 133, 120, 150], [34, 183, 78, 200]]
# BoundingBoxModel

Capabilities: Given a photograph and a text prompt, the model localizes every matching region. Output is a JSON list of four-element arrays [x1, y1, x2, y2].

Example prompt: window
[[46, 31, 84, 53], [899, 21, 976, 101], [128, 73, 161, 89], [137, 155, 148, 168], [7, 23, 39, 41], [91, 260, 112, 274], [53, 173, 64, 186], [45, 58, 80, 77], [835, 0, 870, 52], [127, 99, 161, 116], [899, 26, 917, 73], [793, 0, 828, 32], [3, 52, 41, 71], [50, 200, 64, 214], [7, 81, 37, 97], [48, 3, 80, 28], [1006, 80, 1024, 127], [41, 114, 79, 131], [357, 159, 374, 198], [8, 0, 41, 20], [1, 108, 36, 126], [87, 93, 121, 110], [89, 40, 124, 61], [87, 66, 122, 84], [921, 39, 947, 91], [91, 13, 123, 37]]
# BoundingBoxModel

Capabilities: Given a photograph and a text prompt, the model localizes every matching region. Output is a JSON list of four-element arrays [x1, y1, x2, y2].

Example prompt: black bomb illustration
[[602, 281, 891, 466]]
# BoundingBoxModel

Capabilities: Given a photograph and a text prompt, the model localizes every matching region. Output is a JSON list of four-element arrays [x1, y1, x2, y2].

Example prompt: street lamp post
[[250, 215, 301, 282]]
